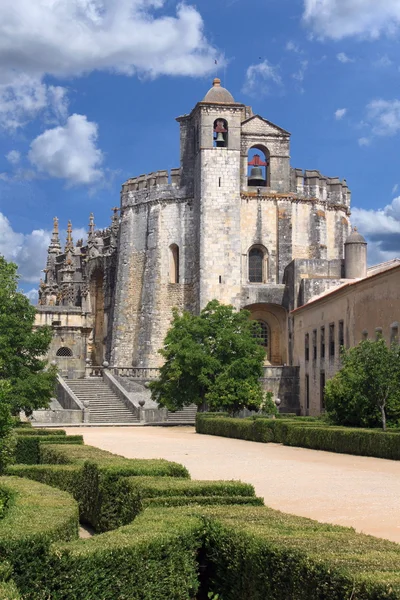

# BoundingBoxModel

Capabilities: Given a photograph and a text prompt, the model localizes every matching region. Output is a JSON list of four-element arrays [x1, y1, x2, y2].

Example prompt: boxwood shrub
[[197, 414, 400, 460], [198, 505, 400, 600], [0, 476, 78, 596], [14, 429, 66, 437], [0, 581, 21, 599], [15, 435, 84, 465]]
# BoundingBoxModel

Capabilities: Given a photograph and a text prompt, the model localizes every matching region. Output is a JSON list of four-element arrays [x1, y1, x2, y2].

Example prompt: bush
[[32, 508, 204, 600], [14, 429, 66, 436], [0, 476, 78, 596], [0, 581, 21, 599], [15, 435, 84, 465], [198, 505, 400, 599], [196, 415, 400, 460]]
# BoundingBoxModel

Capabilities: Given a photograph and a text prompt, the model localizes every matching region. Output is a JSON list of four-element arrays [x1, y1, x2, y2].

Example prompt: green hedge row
[[196, 414, 400, 459], [0, 476, 78, 597], [200, 505, 400, 599], [5, 499, 400, 599], [15, 435, 84, 465], [14, 429, 66, 436]]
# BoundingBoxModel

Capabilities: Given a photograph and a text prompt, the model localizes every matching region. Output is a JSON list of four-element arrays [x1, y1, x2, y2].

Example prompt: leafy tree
[[150, 300, 266, 415], [325, 338, 400, 430], [0, 256, 56, 416], [0, 382, 16, 473]]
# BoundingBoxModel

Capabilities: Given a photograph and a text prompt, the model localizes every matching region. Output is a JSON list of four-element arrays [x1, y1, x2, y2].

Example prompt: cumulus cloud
[[352, 198, 400, 264], [303, 0, 400, 39], [6, 150, 21, 165], [243, 60, 282, 96], [0, 75, 69, 130], [373, 55, 393, 68], [292, 60, 308, 84], [0, 212, 87, 284], [335, 108, 347, 120], [337, 52, 354, 63], [25, 289, 39, 304], [28, 114, 103, 186], [365, 99, 400, 137], [286, 41, 302, 53], [0, 1, 218, 130]]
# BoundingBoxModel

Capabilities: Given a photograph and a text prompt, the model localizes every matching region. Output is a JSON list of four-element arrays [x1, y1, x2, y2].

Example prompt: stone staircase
[[66, 379, 140, 424], [167, 405, 197, 424]]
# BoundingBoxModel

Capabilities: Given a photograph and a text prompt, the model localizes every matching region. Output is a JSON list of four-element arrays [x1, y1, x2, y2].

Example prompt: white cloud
[[286, 41, 301, 53], [243, 60, 282, 96], [0, 212, 87, 283], [6, 150, 21, 165], [337, 52, 354, 63], [365, 99, 400, 137], [358, 136, 371, 146], [25, 289, 39, 304], [303, 0, 400, 39], [392, 183, 398, 194], [335, 108, 347, 120], [352, 198, 400, 263], [292, 60, 308, 84], [28, 114, 103, 186], [0, 75, 68, 130], [373, 55, 393, 68]]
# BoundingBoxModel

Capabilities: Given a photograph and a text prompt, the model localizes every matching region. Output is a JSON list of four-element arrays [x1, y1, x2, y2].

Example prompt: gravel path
[[66, 426, 400, 543]]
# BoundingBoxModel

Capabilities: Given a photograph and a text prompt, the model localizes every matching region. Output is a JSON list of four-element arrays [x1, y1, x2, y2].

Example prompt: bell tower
[[177, 78, 246, 309]]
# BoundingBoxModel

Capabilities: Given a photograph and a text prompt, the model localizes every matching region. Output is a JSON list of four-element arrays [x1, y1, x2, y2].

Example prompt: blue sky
[[1, 0, 400, 299]]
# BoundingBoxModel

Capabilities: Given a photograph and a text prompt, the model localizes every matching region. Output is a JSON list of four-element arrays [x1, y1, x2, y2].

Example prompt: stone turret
[[344, 227, 367, 279]]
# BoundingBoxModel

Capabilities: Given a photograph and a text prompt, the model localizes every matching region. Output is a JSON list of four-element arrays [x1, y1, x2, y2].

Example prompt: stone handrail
[[57, 374, 85, 411], [85, 365, 104, 378], [110, 367, 160, 380], [102, 369, 140, 418]]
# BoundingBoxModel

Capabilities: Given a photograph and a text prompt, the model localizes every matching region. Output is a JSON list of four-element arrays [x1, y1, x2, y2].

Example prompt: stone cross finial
[[53, 216, 59, 233]]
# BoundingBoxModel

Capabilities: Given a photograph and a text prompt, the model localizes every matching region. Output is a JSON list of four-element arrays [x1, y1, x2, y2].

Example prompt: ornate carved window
[[56, 347, 73, 357]]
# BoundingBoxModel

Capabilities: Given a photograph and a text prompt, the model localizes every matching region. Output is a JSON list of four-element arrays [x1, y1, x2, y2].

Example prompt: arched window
[[248, 247, 266, 283], [248, 146, 270, 187], [169, 244, 179, 284], [257, 321, 269, 347], [214, 119, 228, 148], [56, 347, 73, 357]]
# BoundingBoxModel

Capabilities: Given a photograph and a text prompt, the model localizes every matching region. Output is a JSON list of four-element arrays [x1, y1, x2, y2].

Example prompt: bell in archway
[[215, 132, 226, 147], [248, 166, 266, 187]]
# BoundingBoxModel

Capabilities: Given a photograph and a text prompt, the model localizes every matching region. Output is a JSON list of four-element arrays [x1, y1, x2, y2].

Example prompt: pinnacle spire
[[65, 220, 74, 252], [48, 216, 61, 254], [88, 213, 95, 236]]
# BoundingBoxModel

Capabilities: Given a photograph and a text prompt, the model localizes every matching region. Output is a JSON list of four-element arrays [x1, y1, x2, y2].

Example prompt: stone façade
[[37, 79, 364, 410]]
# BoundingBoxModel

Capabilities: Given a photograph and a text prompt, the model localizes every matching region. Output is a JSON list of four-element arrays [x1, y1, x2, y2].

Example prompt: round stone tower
[[344, 227, 367, 279]]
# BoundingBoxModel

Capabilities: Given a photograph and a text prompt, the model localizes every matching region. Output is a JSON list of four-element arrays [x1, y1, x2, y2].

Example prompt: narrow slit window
[[169, 244, 179, 284]]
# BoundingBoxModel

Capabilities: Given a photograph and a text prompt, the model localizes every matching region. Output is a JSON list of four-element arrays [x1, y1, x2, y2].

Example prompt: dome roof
[[345, 227, 367, 245], [203, 78, 235, 104]]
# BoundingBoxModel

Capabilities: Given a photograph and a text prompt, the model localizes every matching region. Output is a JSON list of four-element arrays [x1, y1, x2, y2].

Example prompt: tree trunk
[[381, 404, 387, 431]]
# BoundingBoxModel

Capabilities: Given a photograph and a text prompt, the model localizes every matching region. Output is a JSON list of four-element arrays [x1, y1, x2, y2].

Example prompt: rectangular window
[[312, 329, 317, 360], [329, 323, 335, 358], [339, 320, 344, 348], [306, 374, 310, 412], [305, 333, 309, 362], [320, 326, 325, 359], [320, 372, 326, 410]]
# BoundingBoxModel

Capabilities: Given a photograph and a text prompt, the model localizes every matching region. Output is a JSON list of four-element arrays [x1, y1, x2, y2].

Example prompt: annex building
[[36, 78, 395, 420]]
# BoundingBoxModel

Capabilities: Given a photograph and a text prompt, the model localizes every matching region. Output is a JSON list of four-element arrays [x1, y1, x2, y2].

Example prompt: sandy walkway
[[66, 426, 400, 543]]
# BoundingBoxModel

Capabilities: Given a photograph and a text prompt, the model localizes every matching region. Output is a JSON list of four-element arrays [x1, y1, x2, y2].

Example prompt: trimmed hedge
[[28, 508, 204, 600], [14, 428, 66, 436], [196, 414, 400, 460], [15, 435, 84, 465], [0, 581, 21, 599], [38, 443, 190, 477], [198, 505, 400, 599], [0, 476, 78, 596], [143, 496, 264, 508]]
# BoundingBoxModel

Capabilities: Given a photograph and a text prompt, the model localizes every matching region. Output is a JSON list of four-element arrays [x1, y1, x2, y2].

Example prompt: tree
[[0, 256, 56, 416], [0, 382, 16, 473], [325, 338, 400, 430], [150, 300, 266, 415]]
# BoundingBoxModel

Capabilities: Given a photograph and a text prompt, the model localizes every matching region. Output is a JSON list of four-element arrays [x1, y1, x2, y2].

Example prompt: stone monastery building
[[37, 78, 374, 416]]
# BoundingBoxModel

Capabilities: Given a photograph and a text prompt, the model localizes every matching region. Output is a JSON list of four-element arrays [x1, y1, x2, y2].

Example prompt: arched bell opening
[[248, 146, 270, 187], [213, 119, 228, 148]]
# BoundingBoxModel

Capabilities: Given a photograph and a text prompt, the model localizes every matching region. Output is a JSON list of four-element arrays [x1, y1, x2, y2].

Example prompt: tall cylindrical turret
[[344, 227, 367, 279]]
